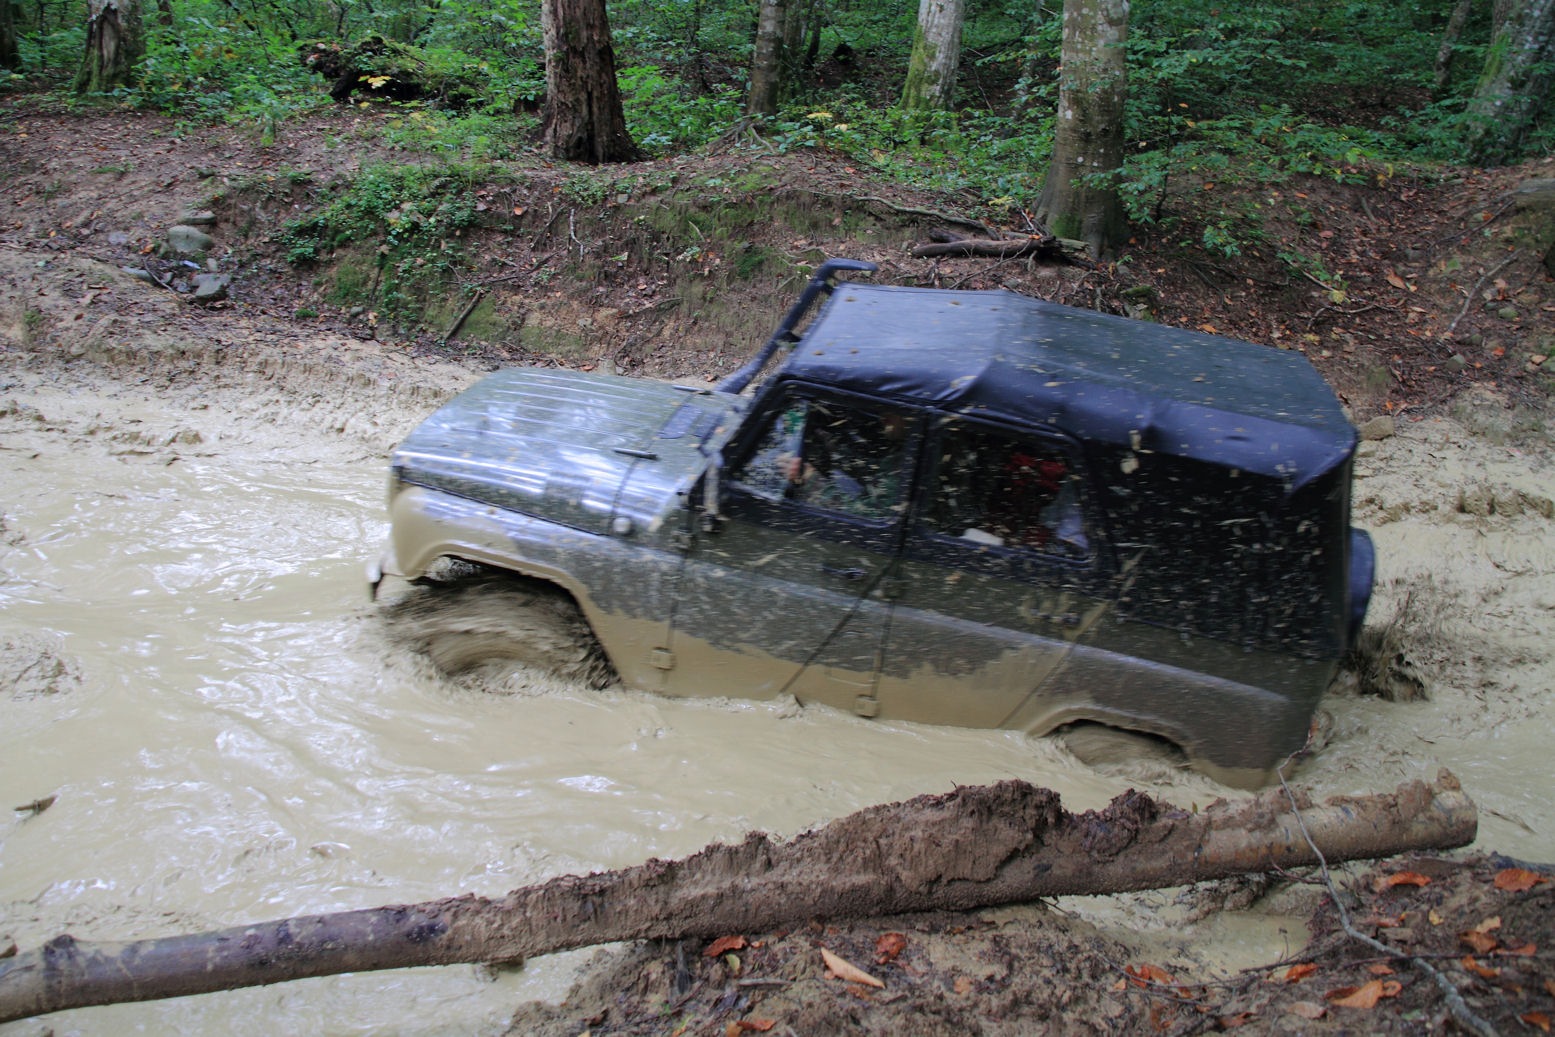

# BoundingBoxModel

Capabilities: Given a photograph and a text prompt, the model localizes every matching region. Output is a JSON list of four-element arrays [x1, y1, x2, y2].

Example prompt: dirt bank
[[2, 103, 1554, 1035]]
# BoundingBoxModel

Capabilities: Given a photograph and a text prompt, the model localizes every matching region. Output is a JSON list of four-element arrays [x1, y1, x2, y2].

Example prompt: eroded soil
[[3, 100, 1555, 1035]]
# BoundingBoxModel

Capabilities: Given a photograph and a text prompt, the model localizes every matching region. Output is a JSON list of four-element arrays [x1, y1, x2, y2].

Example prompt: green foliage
[[14, 23, 84, 78], [280, 163, 491, 325], [618, 65, 742, 154], [129, 16, 326, 128], [1108, 105, 1390, 265]]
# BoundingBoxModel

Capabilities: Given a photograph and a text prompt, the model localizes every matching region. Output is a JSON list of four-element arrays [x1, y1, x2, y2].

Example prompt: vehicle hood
[[391, 369, 742, 535]]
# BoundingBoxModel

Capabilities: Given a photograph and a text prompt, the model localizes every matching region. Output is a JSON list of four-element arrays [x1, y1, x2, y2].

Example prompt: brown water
[[2, 360, 1552, 1035]]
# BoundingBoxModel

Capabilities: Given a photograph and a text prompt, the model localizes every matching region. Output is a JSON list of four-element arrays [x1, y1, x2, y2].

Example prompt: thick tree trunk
[[747, 0, 788, 118], [1465, 0, 1555, 165], [1033, 0, 1129, 259], [0, 774, 1476, 1025], [901, 0, 966, 111], [73, 0, 143, 94], [541, 0, 640, 163]]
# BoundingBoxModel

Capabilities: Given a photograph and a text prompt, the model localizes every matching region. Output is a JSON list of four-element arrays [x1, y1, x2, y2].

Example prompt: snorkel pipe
[[716, 258, 877, 395]]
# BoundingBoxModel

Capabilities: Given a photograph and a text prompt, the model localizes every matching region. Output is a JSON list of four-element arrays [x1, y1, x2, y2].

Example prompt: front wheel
[[1057, 722, 1186, 772], [382, 568, 617, 689]]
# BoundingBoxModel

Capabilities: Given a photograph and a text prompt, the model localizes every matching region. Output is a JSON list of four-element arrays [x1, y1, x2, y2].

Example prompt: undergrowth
[[280, 163, 499, 326]]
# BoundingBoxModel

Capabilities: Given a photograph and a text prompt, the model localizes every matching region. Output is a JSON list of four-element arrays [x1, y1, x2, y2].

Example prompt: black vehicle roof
[[783, 283, 1356, 486]]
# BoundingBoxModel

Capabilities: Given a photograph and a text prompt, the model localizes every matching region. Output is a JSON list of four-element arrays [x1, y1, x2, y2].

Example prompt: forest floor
[[2, 98, 1555, 1034]]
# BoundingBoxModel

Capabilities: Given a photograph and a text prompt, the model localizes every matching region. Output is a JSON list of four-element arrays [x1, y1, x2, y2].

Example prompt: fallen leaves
[[1461, 955, 1500, 980], [1282, 962, 1318, 984], [1124, 963, 1175, 988], [703, 935, 747, 958], [820, 947, 883, 989], [1325, 978, 1403, 1009], [1287, 1000, 1327, 1020], [874, 932, 907, 965], [1375, 870, 1432, 892], [1460, 928, 1498, 955], [1494, 868, 1549, 893]]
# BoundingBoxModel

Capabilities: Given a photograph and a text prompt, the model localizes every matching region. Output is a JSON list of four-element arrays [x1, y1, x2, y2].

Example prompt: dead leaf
[[1385, 271, 1408, 290], [1218, 1011, 1256, 1027], [821, 947, 883, 989], [1461, 956, 1500, 980], [703, 935, 747, 958], [1475, 916, 1503, 933], [1126, 963, 1175, 987], [1460, 930, 1499, 955], [733, 1020, 775, 1033], [1327, 979, 1387, 1008], [1375, 870, 1432, 891], [1494, 868, 1549, 892], [954, 975, 975, 995], [1283, 963, 1318, 983], [874, 932, 908, 965], [1365, 964, 1396, 976], [1521, 1011, 1551, 1033], [1498, 942, 1537, 956], [1287, 1001, 1326, 1020]]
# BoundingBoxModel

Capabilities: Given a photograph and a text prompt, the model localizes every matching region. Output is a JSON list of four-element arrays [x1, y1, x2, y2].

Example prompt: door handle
[[821, 565, 868, 581]]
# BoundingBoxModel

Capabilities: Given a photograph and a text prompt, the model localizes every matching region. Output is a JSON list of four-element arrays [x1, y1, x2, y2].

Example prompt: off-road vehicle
[[373, 260, 1374, 786]]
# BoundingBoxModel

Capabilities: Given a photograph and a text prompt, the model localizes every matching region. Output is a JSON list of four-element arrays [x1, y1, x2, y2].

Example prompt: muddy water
[[2, 359, 1552, 1035], [0, 360, 1143, 1034]]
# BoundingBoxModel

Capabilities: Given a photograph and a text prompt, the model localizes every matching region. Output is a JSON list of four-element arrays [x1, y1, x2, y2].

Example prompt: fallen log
[[911, 233, 1090, 262], [0, 772, 1475, 1024]]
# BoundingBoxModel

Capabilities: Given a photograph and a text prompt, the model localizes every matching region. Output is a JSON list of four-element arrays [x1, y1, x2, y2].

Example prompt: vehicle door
[[875, 416, 1112, 729], [664, 390, 916, 715]]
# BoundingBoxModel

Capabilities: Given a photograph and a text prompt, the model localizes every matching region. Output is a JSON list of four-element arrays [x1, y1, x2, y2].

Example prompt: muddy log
[[0, 773, 1475, 1023]]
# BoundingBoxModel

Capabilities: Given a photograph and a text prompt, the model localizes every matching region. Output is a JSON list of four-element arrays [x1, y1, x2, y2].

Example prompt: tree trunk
[[1465, 0, 1555, 165], [1, 0, 20, 70], [1033, 0, 1129, 259], [747, 0, 788, 118], [901, 0, 966, 111], [780, 0, 808, 93], [540, 0, 640, 163], [1433, 0, 1474, 97], [73, 0, 143, 94], [0, 774, 1476, 1025]]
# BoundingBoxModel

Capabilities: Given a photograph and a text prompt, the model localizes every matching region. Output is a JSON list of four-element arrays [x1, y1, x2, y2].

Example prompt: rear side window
[[923, 423, 1091, 561]]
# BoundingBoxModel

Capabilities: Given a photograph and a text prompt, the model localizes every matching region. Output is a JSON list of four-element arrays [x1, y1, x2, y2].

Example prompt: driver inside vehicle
[[785, 407, 908, 514], [737, 399, 911, 520]]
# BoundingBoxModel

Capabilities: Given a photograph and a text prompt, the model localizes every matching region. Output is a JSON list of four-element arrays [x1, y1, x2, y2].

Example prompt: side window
[[729, 395, 912, 522], [924, 423, 1090, 560]]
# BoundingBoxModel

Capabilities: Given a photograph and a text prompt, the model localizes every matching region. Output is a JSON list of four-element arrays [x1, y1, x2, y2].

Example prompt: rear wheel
[[382, 566, 617, 688]]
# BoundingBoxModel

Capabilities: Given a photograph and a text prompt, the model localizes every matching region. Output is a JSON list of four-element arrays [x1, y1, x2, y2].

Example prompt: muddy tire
[[1058, 723, 1185, 771], [382, 569, 617, 689]]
